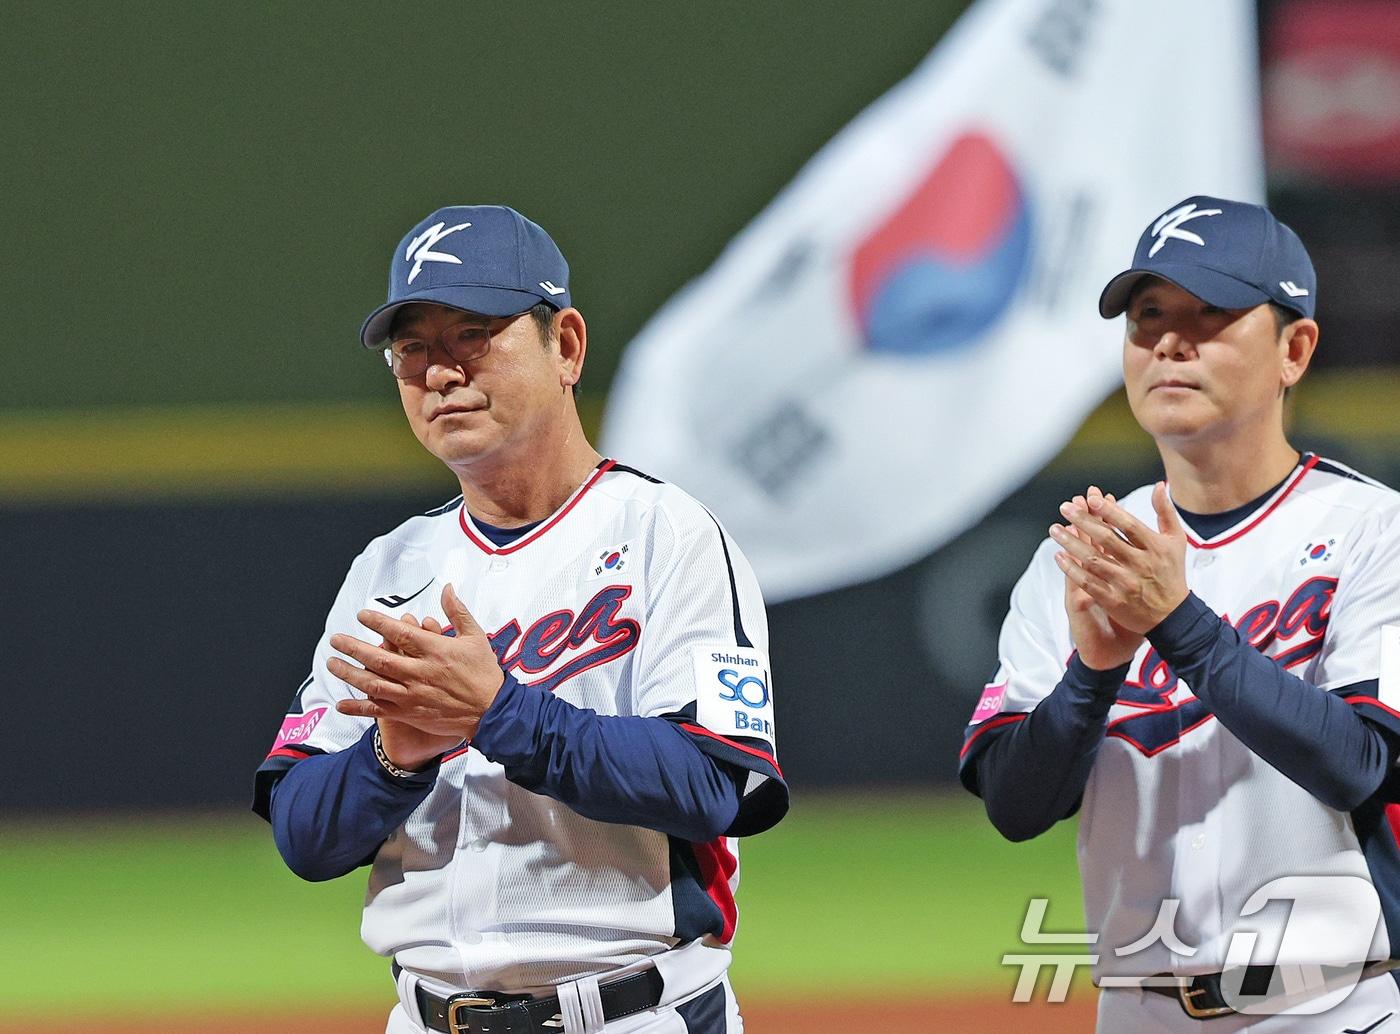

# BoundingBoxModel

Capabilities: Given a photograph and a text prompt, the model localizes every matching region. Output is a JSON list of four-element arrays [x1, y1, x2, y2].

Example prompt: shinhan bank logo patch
[[405, 221, 472, 284]]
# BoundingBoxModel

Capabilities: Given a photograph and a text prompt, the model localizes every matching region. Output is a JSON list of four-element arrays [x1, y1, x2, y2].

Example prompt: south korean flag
[[587, 542, 630, 581]]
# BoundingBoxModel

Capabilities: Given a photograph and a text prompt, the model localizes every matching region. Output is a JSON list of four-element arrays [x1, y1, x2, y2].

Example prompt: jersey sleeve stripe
[[1344, 699, 1400, 721], [252, 746, 327, 822], [287, 675, 314, 713], [1347, 697, 1398, 719], [702, 513, 752, 649], [679, 729, 788, 837], [1342, 689, 1400, 741], [1335, 679, 1384, 702], [608, 462, 664, 484], [959, 712, 1027, 760], [265, 746, 313, 762], [679, 722, 782, 776], [422, 495, 465, 517], [1311, 457, 1389, 489]]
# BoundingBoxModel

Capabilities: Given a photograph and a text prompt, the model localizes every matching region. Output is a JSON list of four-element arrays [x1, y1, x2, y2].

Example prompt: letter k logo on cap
[[405, 221, 472, 284], [1148, 203, 1223, 257]]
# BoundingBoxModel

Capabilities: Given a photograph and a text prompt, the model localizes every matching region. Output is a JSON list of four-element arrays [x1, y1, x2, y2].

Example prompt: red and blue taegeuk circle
[[848, 131, 1032, 357]]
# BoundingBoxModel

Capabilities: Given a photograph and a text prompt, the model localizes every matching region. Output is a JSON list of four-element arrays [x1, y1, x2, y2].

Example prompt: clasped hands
[[326, 584, 506, 771], [1050, 482, 1190, 672]]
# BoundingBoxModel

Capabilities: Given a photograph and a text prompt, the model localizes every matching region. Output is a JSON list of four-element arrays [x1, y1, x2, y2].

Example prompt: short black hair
[[1269, 302, 1303, 335], [528, 302, 557, 341]]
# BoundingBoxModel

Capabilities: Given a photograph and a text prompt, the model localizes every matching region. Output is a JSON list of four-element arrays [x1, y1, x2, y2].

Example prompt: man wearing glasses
[[252, 206, 788, 1034]]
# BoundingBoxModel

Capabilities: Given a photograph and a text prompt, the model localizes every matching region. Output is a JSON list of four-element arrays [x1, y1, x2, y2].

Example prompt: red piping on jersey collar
[[459, 459, 616, 555], [1181, 454, 1319, 551]]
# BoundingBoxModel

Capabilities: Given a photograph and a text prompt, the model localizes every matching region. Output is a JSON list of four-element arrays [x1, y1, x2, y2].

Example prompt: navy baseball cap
[[1098, 196, 1316, 320], [360, 205, 571, 347]]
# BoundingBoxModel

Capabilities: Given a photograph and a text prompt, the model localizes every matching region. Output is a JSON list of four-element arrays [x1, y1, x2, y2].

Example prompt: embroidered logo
[[374, 579, 434, 608], [587, 542, 631, 580], [404, 221, 471, 284], [1148, 203, 1223, 257], [489, 585, 641, 694], [1280, 280, 1310, 298], [1298, 537, 1336, 567]]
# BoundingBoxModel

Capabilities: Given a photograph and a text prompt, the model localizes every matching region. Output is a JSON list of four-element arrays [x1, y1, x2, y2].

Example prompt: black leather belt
[[404, 966, 665, 1034], [1142, 966, 1273, 1019], [1142, 963, 1396, 1020]]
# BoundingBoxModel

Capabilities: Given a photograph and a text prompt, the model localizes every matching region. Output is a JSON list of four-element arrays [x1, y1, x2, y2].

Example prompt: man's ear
[[1280, 317, 1318, 390], [554, 308, 587, 389]]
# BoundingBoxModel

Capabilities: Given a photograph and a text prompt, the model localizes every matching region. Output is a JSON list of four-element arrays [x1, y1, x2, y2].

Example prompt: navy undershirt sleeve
[[472, 674, 745, 842], [268, 726, 438, 882], [1147, 593, 1395, 812], [964, 654, 1130, 842]]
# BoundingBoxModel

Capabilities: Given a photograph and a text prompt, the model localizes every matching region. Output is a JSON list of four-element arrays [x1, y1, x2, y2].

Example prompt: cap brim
[[359, 285, 550, 347], [1098, 264, 1273, 319]]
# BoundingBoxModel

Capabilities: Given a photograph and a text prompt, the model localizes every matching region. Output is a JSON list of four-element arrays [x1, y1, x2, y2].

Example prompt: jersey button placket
[[447, 762, 476, 979], [454, 748, 510, 982], [447, 576, 500, 981], [1185, 543, 1229, 955], [1205, 711, 1228, 957]]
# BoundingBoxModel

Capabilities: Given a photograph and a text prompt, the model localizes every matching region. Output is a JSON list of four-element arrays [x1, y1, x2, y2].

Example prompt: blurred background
[[3, 0, 1398, 1030]]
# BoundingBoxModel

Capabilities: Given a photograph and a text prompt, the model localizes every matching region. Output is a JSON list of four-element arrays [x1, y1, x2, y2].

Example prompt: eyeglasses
[[381, 313, 525, 380]]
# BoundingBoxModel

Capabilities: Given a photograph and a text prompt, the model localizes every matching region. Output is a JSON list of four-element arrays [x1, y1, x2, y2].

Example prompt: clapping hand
[[328, 584, 506, 770], [1049, 483, 1189, 669]]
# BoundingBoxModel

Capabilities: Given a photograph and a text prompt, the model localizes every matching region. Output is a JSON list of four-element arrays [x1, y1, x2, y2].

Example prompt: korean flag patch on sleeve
[[692, 645, 775, 749]]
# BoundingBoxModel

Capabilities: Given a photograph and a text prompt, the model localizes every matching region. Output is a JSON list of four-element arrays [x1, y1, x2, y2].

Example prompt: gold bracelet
[[373, 726, 417, 779]]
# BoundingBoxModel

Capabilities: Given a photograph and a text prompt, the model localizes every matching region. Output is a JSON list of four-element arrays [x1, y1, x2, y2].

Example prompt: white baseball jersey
[[255, 460, 784, 995], [963, 455, 1400, 979]]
